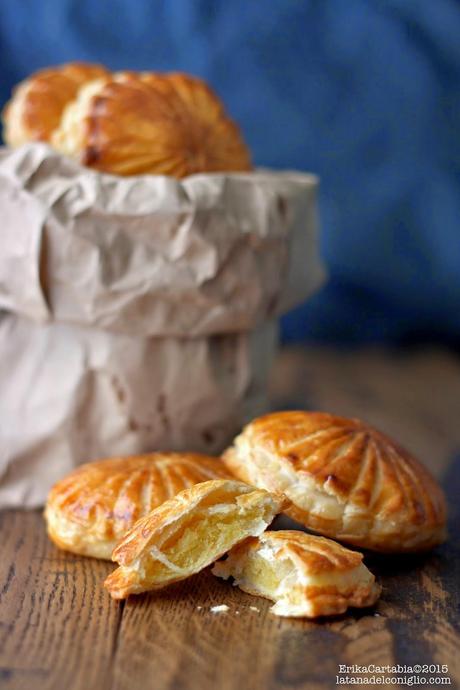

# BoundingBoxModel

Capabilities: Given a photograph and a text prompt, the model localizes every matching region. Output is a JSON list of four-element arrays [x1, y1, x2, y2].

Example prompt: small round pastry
[[223, 411, 447, 553], [212, 530, 381, 618], [45, 452, 231, 559], [51, 71, 252, 177], [2, 61, 110, 147], [104, 479, 286, 599]]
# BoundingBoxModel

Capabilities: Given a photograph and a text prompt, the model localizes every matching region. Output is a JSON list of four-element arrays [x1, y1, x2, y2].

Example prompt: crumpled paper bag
[[0, 144, 323, 336], [0, 315, 277, 507], [0, 144, 324, 507]]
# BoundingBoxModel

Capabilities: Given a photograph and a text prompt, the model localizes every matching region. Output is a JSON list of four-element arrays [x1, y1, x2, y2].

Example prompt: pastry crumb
[[210, 604, 229, 613], [249, 606, 259, 612], [196, 606, 202, 610]]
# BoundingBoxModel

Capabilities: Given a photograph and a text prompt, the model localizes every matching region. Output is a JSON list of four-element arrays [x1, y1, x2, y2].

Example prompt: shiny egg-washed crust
[[45, 452, 231, 560], [104, 479, 286, 599], [2, 62, 109, 147], [212, 530, 380, 618], [51, 71, 252, 177], [223, 411, 447, 553]]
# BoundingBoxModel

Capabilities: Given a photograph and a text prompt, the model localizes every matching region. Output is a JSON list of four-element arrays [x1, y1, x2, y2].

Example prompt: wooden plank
[[1, 348, 459, 690], [0, 510, 120, 690], [111, 567, 388, 690], [2, 509, 458, 690], [111, 518, 459, 690]]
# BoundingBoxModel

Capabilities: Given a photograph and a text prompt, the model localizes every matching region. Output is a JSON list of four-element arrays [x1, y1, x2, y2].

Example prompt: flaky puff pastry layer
[[212, 530, 380, 618], [2, 62, 109, 147], [104, 479, 286, 599], [45, 452, 231, 560], [52, 71, 252, 177], [223, 411, 447, 553]]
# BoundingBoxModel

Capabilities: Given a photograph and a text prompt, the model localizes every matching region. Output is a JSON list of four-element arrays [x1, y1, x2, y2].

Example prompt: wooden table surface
[[1, 346, 459, 690]]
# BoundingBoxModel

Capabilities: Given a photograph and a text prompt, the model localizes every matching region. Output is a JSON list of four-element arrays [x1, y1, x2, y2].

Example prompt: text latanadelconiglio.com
[[336, 664, 452, 686]]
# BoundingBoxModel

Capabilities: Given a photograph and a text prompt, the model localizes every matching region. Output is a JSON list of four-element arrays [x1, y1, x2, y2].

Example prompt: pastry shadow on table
[[119, 565, 382, 630]]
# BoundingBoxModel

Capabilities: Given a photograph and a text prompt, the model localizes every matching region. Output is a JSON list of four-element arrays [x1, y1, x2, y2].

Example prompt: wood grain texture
[[0, 511, 118, 690], [1, 347, 459, 690]]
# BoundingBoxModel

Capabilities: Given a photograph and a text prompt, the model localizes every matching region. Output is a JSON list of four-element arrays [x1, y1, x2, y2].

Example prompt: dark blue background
[[1, 0, 459, 344]]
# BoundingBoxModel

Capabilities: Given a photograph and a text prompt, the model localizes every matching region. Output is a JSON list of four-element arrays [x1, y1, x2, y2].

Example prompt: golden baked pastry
[[104, 479, 285, 599], [45, 452, 231, 559], [223, 411, 447, 553], [2, 62, 109, 147], [212, 530, 380, 617], [52, 71, 252, 177]]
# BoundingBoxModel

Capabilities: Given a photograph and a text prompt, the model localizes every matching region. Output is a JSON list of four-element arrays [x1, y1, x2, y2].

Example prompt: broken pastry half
[[45, 452, 231, 559], [212, 530, 381, 618], [223, 411, 447, 553], [104, 479, 285, 599]]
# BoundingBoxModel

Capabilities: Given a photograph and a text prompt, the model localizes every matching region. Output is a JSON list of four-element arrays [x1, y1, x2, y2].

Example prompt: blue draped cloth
[[1, 0, 459, 343]]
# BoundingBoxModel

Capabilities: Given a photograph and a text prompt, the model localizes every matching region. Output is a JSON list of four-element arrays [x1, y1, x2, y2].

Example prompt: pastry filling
[[219, 545, 297, 601], [147, 508, 270, 582], [117, 493, 279, 590]]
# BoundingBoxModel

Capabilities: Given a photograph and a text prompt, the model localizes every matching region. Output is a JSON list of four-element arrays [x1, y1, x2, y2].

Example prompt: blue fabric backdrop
[[1, 0, 459, 344]]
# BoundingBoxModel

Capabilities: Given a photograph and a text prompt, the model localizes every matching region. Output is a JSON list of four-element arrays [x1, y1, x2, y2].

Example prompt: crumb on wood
[[210, 604, 229, 613]]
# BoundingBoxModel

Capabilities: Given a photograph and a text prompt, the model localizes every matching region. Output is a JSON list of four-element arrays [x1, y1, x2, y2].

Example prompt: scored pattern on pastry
[[212, 530, 381, 617], [45, 452, 232, 559], [104, 479, 286, 599], [2, 62, 109, 147], [223, 411, 447, 552], [51, 70, 252, 177]]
